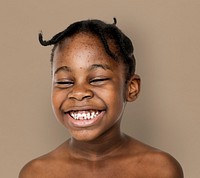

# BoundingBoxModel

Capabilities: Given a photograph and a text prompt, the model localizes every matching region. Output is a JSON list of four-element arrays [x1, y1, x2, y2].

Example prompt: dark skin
[[19, 33, 183, 178]]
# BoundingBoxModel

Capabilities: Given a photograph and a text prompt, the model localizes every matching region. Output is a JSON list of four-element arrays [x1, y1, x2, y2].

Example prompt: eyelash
[[55, 81, 74, 87], [54, 78, 110, 88], [90, 78, 110, 84]]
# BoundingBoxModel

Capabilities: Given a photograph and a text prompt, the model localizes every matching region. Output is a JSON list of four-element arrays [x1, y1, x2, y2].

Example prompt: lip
[[65, 110, 105, 128], [64, 105, 105, 113]]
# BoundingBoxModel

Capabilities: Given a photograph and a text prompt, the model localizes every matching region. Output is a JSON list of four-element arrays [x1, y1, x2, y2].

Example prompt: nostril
[[67, 88, 94, 101]]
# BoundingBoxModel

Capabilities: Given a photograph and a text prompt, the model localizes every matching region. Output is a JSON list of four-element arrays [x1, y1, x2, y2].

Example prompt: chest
[[51, 159, 143, 178]]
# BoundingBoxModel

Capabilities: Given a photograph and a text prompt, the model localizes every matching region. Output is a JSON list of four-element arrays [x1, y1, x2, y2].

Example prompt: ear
[[126, 74, 141, 102]]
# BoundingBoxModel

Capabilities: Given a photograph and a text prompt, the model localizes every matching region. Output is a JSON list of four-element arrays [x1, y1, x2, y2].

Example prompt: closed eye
[[90, 78, 110, 85], [55, 81, 74, 88]]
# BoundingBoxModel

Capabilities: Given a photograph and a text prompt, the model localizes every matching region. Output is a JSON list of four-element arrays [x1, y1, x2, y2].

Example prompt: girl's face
[[51, 33, 135, 141]]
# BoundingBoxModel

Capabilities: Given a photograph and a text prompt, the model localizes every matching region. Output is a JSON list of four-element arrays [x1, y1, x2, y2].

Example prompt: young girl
[[19, 18, 183, 178]]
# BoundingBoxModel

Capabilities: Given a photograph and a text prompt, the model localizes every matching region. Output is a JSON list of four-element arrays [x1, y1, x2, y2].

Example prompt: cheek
[[51, 90, 67, 124], [51, 89, 66, 111], [102, 84, 125, 109]]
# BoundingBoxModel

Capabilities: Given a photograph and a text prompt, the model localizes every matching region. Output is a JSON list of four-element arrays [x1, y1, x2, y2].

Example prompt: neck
[[67, 124, 129, 161]]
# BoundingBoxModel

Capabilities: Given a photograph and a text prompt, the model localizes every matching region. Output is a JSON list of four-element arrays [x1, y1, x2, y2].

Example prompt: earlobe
[[126, 74, 141, 102]]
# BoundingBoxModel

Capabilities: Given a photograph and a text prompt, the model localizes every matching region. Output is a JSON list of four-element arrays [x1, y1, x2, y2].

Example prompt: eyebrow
[[89, 64, 112, 71], [54, 63, 112, 75], [54, 66, 72, 74]]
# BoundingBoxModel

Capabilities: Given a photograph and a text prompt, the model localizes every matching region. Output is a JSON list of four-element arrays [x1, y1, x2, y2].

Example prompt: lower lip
[[66, 111, 105, 128]]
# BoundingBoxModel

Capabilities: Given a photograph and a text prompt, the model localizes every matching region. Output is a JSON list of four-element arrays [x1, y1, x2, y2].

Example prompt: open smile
[[65, 109, 105, 128], [69, 110, 101, 120]]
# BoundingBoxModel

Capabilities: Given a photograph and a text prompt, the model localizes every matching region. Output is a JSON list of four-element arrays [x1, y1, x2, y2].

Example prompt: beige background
[[1, 0, 199, 177]]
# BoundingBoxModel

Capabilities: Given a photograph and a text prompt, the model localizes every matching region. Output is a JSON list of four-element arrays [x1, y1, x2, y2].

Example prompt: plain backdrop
[[1, 0, 200, 177]]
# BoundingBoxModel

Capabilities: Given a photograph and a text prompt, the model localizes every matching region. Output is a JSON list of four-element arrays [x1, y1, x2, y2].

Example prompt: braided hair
[[38, 18, 136, 81]]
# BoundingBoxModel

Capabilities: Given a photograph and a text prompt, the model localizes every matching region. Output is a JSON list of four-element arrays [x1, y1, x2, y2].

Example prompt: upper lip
[[63, 105, 106, 113]]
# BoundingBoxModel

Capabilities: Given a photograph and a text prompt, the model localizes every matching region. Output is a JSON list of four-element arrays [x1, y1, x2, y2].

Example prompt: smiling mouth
[[68, 110, 101, 120]]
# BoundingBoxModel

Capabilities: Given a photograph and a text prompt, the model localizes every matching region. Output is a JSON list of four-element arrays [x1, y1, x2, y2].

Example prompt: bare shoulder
[[140, 150, 184, 178], [19, 142, 69, 178], [127, 138, 184, 178], [151, 151, 184, 178], [19, 155, 49, 178]]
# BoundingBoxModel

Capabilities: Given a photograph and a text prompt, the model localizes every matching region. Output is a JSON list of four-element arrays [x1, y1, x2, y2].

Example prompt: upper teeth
[[70, 110, 100, 120]]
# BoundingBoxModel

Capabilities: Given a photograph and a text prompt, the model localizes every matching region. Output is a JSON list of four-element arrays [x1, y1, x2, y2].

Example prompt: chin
[[70, 129, 103, 142]]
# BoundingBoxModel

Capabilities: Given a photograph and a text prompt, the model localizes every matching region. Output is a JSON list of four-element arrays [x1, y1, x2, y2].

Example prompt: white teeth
[[69, 110, 100, 120]]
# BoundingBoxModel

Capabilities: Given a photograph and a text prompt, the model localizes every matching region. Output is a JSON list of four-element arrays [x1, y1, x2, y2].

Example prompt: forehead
[[57, 33, 107, 58], [53, 33, 123, 70], [54, 33, 114, 57]]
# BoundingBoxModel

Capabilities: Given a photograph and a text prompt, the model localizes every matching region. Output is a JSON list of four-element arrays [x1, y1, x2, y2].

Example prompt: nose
[[67, 84, 94, 101]]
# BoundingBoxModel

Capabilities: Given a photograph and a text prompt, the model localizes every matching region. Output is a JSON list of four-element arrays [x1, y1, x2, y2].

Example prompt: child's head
[[38, 19, 140, 141], [39, 18, 136, 83]]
